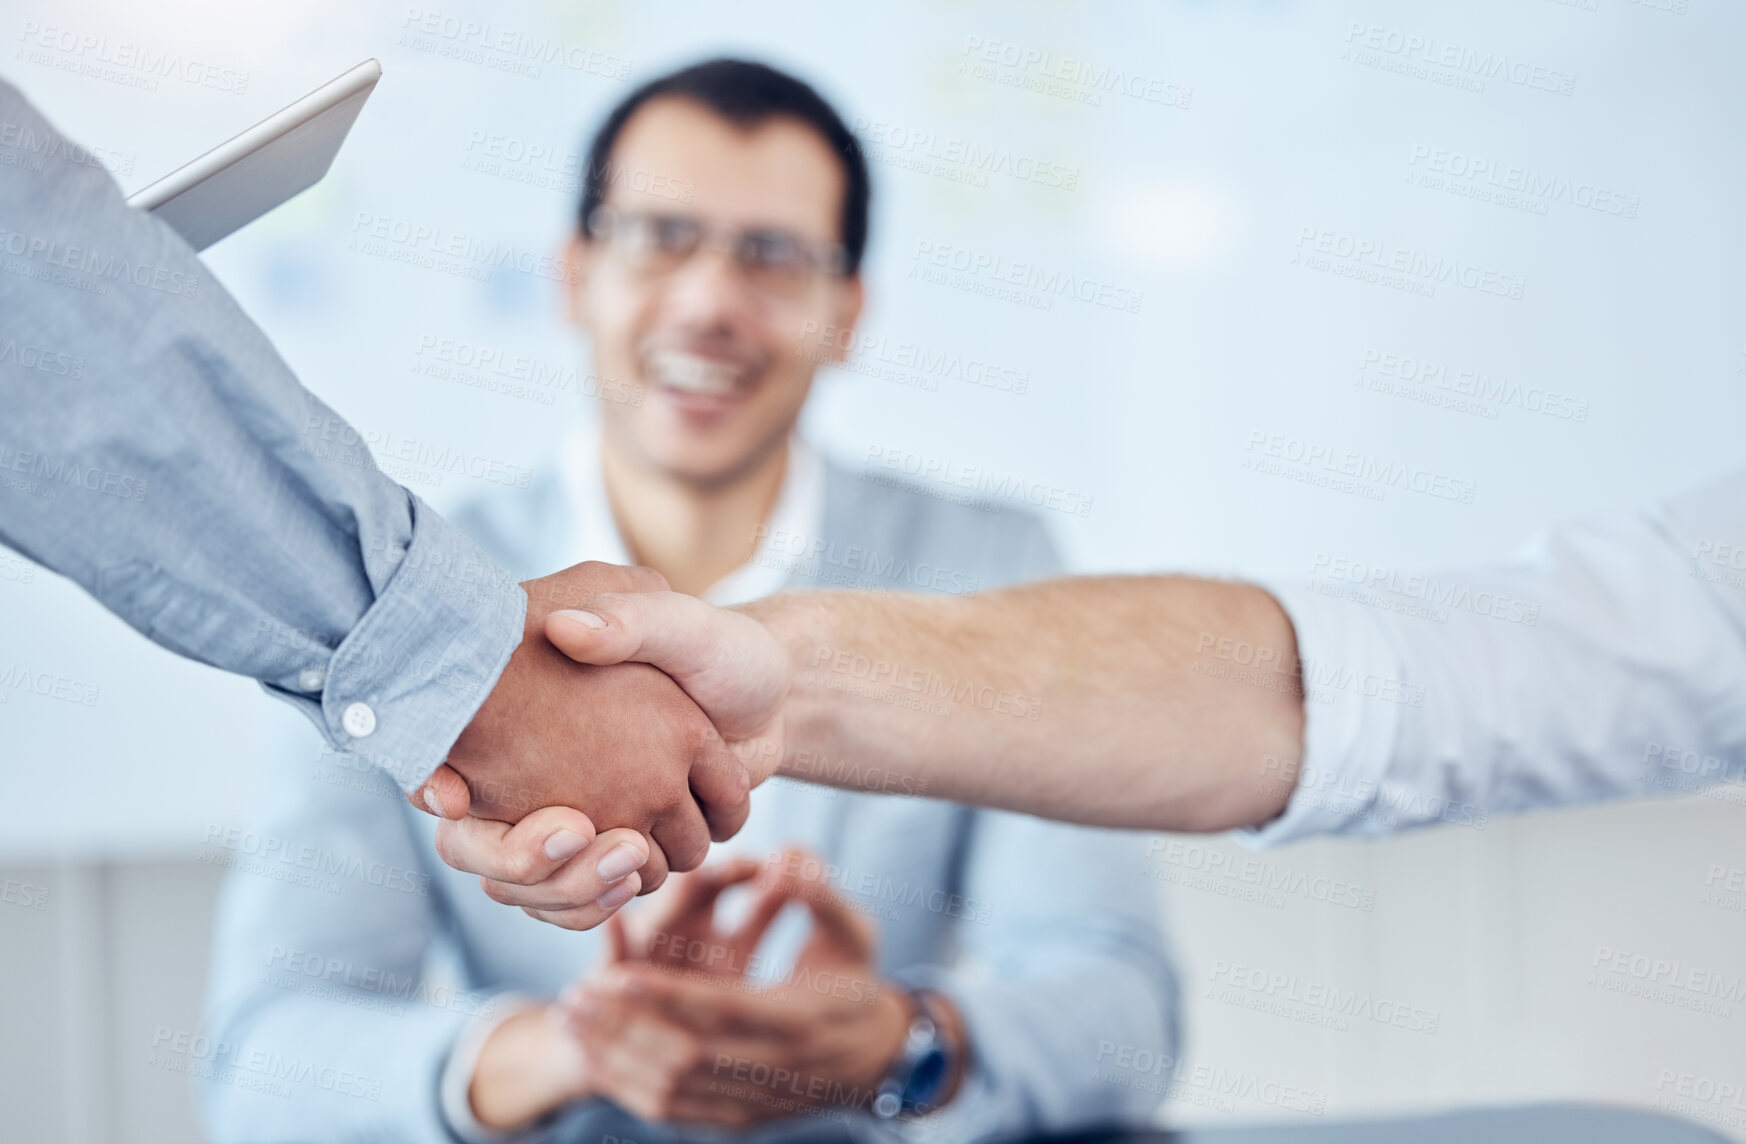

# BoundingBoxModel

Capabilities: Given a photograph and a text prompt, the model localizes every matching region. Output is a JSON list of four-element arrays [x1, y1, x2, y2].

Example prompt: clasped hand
[[409, 561, 791, 926], [465, 847, 912, 1131]]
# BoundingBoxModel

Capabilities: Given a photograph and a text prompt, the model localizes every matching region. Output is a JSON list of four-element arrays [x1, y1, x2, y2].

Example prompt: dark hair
[[578, 57, 871, 274]]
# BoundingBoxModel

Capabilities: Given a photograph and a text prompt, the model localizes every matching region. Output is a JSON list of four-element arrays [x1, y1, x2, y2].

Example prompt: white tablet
[[127, 58, 382, 251]]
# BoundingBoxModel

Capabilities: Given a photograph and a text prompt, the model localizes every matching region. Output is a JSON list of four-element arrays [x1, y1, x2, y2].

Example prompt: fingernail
[[544, 829, 588, 862], [596, 875, 639, 910], [423, 788, 444, 817], [595, 842, 646, 883], [555, 609, 607, 629]]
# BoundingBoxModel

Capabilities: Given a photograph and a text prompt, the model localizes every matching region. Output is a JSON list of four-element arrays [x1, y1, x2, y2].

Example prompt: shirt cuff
[[263, 492, 527, 792], [438, 994, 543, 1144], [1235, 577, 1408, 847], [868, 1059, 997, 1144], [861, 974, 999, 1144]]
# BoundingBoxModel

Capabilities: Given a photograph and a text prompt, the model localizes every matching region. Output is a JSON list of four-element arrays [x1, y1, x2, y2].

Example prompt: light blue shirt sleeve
[[1245, 467, 1746, 844], [0, 80, 524, 790], [200, 718, 500, 1142], [893, 815, 1181, 1141]]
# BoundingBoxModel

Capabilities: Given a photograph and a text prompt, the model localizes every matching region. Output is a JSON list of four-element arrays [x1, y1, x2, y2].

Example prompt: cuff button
[[341, 701, 377, 738]]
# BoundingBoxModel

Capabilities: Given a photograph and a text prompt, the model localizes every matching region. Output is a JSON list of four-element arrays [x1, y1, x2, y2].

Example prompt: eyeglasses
[[586, 206, 847, 299]]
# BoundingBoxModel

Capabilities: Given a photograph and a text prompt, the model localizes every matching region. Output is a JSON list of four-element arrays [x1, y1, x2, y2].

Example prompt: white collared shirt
[[560, 426, 825, 607], [1244, 466, 1746, 845]]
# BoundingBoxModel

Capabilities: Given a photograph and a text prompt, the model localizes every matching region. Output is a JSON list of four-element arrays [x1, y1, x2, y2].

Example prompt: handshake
[[395, 560, 1306, 929], [408, 560, 794, 929]]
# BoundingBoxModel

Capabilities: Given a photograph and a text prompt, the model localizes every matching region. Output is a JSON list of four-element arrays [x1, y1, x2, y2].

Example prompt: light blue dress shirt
[[0, 80, 523, 790], [200, 437, 1181, 1144], [1248, 467, 1746, 844]]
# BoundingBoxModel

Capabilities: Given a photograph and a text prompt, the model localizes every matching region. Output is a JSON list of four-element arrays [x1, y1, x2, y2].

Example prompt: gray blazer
[[200, 452, 1179, 1144]]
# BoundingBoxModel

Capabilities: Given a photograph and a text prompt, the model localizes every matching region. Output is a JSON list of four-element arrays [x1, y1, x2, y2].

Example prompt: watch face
[[905, 1045, 949, 1109]]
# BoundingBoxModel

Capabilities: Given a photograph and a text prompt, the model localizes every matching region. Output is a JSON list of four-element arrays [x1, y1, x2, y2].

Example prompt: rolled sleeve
[[1242, 467, 1746, 847], [1237, 579, 1407, 847], [269, 495, 526, 792]]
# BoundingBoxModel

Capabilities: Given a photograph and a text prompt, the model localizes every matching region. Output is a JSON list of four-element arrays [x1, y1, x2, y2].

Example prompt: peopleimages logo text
[[1295, 228, 1525, 300], [1342, 23, 1575, 96], [865, 445, 1094, 517]]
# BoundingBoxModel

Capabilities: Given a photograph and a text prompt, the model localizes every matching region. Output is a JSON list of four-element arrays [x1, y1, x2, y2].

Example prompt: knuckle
[[682, 819, 712, 866], [501, 848, 538, 884], [666, 832, 709, 873]]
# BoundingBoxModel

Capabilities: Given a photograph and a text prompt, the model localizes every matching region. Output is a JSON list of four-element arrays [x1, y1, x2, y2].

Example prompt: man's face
[[567, 97, 864, 487]]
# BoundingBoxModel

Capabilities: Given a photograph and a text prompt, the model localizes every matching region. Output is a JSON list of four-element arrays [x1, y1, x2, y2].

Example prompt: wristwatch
[[871, 989, 953, 1120]]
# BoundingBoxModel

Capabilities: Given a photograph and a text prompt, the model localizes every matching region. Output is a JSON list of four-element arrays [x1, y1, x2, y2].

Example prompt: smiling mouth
[[645, 349, 749, 397]]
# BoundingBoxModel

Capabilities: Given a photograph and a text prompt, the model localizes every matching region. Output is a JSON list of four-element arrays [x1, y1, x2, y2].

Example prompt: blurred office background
[[3, 0, 1745, 1140]]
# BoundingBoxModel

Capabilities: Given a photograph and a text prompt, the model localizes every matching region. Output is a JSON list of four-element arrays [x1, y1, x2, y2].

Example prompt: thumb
[[546, 592, 787, 741], [546, 590, 730, 674], [408, 763, 471, 820]]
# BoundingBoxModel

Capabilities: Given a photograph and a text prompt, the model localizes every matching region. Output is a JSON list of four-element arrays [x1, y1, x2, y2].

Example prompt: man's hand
[[410, 563, 754, 898], [548, 847, 934, 1129], [544, 590, 791, 787], [432, 807, 651, 930], [438, 589, 790, 917], [611, 854, 792, 976]]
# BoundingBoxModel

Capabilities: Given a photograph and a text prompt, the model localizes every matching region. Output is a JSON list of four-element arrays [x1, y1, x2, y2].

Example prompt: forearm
[[747, 575, 1305, 831]]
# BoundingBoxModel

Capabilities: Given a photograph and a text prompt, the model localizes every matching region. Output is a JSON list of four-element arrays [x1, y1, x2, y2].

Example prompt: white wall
[[3, 0, 1744, 1139]]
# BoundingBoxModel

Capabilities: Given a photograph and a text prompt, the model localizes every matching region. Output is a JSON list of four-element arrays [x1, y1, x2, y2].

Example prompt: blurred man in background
[[200, 59, 1177, 1143]]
